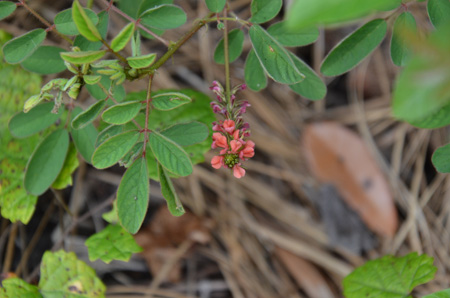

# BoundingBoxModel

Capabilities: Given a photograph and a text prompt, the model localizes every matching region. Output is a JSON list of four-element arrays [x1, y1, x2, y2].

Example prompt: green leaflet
[[117, 157, 149, 234], [267, 21, 319, 47], [343, 253, 436, 298], [96, 124, 126, 147], [0, 1, 16, 21], [250, 0, 282, 24], [423, 289, 450, 298], [111, 22, 135, 52], [60, 50, 107, 65], [321, 19, 387, 76], [54, 7, 98, 36], [244, 49, 267, 91], [409, 101, 450, 129], [390, 12, 417, 67], [285, 0, 400, 30], [152, 92, 192, 110], [86, 74, 126, 101], [432, 143, 450, 173], [52, 143, 79, 190], [72, 100, 106, 130], [158, 163, 184, 216], [102, 101, 142, 125], [85, 224, 143, 263], [74, 11, 109, 51], [9, 102, 63, 138], [205, 0, 226, 12], [21, 46, 66, 74], [288, 52, 327, 101], [71, 107, 98, 163], [428, 0, 450, 29], [24, 129, 70, 196], [214, 29, 245, 64], [39, 250, 106, 297], [127, 53, 157, 68], [249, 25, 305, 85], [1, 278, 42, 298], [161, 122, 209, 146], [140, 4, 186, 29], [72, 0, 102, 41], [2, 29, 47, 64], [92, 130, 140, 169], [149, 131, 193, 176]]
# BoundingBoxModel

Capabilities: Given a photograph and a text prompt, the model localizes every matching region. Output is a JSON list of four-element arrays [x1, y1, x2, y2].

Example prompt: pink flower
[[239, 140, 255, 159], [212, 133, 227, 149], [211, 156, 224, 169], [223, 120, 235, 134], [230, 140, 242, 153], [232, 130, 240, 140], [233, 164, 246, 178]]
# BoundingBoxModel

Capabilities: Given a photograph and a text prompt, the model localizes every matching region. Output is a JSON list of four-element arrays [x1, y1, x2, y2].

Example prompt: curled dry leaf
[[302, 122, 398, 237], [275, 247, 335, 298], [134, 207, 211, 283]]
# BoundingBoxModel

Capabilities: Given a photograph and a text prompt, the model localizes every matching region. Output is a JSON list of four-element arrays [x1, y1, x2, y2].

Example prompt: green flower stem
[[142, 74, 154, 157], [223, 9, 231, 104], [17, 0, 73, 45]]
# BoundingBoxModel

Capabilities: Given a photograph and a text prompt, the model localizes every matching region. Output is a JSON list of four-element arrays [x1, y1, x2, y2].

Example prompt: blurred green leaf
[[0, 1, 16, 21], [71, 107, 98, 163], [21, 46, 66, 74], [432, 143, 450, 173], [250, 0, 282, 24], [321, 19, 387, 76], [288, 52, 326, 100], [61, 50, 106, 65], [2, 29, 46, 64], [102, 101, 142, 125], [161, 121, 208, 146], [391, 12, 417, 67], [158, 163, 184, 216], [423, 289, 450, 298], [54, 7, 98, 36], [117, 157, 149, 234], [52, 143, 79, 190], [39, 250, 105, 297], [85, 224, 143, 263], [1, 278, 42, 298], [214, 29, 245, 64], [152, 92, 192, 111], [111, 22, 135, 52], [86, 75, 126, 101], [140, 4, 186, 29], [205, 0, 226, 12], [249, 25, 304, 84], [343, 252, 436, 298], [72, 0, 102, 41], [92, 130, 140, 169], [428, 0, 450, 29], [72, 100, 106, 130], [244, 49, 267, 91], [267, 21, 319, 47], [24, 129, 69, 196]]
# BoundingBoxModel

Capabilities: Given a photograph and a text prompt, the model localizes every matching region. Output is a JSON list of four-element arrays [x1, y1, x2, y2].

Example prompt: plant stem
[[18, 0, 73, 45], [3, 222, 18, 274], [202, 16, 250, 26], [98, 0, 169, 47], [223, 9, 231, 104], [142, 74, 154, 157], [86, 0, 94, 9], [100, 39, 128, 64]]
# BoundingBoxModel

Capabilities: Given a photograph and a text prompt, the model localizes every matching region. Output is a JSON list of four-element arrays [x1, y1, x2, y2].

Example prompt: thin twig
[[3, 222, 18, 273]]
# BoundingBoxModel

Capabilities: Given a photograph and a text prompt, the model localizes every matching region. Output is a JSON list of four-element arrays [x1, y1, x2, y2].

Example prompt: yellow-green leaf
[[111, 22, 135, 52], [72, 0, 102, 41], [61, 50, 106, 65]]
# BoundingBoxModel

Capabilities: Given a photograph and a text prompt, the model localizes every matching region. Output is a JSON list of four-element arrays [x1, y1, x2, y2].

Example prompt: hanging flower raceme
[[209, 81, 255, 178]]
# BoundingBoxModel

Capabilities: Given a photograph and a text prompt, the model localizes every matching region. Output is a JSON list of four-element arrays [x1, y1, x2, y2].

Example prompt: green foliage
[[158, 163, 185, 216], [161, 122, 209, 146], [24, 129, 69, 196], [117, 157, 149, 234], [71, 107, 98, 164], [127, 53, 156, 68], [288, 53, 326, 100], [92, 130, 140, 169], [85, 75, 126, 101], [391, 12, 417, 67], [9, 102, 63, 138], [424, 289, 450, 298], [244, 49, 267, 91], [111, 22, 135, 52], [102, 101, 142, 125], [39, 250, 105, 297], [285, 0, 400, 30], [432, 143, 450, 173], [249, 25, 304, 85], [428, 0, 450, 29], [54, 8, 98, 36], [72, 0, 102, 41], [52, 143, 79, 190], [140, 4, 186, 30], [1, 278, 42, 298], [149, 131, 193, 177], [267, 21, 319, 47], [72, 100, 107, 130], [85, 224, 143, 263], [205, 0, 226, 12], [2, 29, 47, 64], [21, 46, 66, 74], [343, 252, 436, 298], [250, 0, 282, 24], [321, 19, 387, 76], [74, 11, 109, 51], [0, 1, 16, 21], [152, 92, 192, 111], [214, 29, 245, 64], [60, 50, 106, 65]]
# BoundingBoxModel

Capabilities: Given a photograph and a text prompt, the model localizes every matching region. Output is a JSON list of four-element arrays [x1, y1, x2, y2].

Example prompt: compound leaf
[[85, 224, 143, 263]]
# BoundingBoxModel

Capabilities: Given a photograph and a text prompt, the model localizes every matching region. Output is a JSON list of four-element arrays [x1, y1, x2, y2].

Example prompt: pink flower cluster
[[209, 81, 255, 178]]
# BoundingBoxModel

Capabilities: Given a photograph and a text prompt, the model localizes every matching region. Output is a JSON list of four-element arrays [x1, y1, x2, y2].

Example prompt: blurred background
[[1, 0, 449, 297]]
